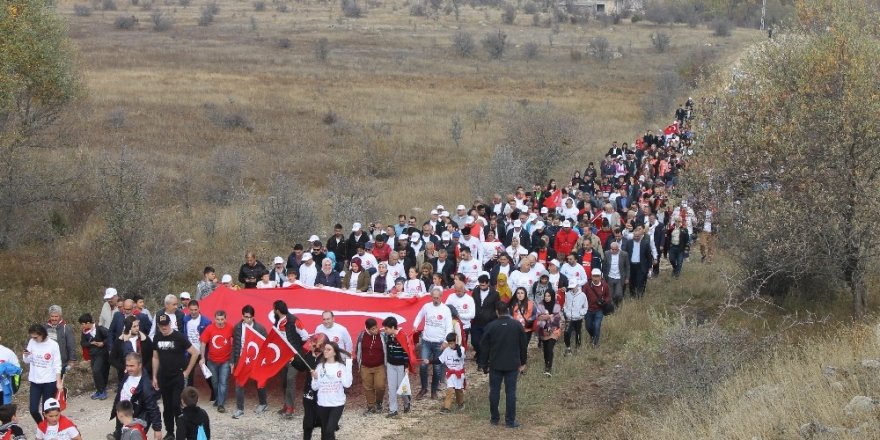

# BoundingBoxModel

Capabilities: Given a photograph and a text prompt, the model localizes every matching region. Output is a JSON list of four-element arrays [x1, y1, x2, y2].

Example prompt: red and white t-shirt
[[36, 415, 80, 440], [200, 324, 233, 363]]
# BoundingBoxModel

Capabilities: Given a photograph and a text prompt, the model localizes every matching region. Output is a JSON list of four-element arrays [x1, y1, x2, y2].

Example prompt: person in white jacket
[[561, 282, 587, 356], [310, 341, 353, 440], [23, 323, 62, 424]]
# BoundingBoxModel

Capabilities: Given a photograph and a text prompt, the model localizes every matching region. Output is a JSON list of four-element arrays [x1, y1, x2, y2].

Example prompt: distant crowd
[[0, 101, 717, 439]]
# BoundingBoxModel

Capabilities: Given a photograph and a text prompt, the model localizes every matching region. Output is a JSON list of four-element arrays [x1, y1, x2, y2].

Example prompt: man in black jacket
[[469, 274, 499, 363], [430, 249, 456, 287], [478, 301, 527, 429], [238, 251, 266, 289], [79, 313, 110, 400], [272, 300, 308, 419], [325, 224, 349, 271], [110, 352, 162, 440], [622, 224, 655, 299]]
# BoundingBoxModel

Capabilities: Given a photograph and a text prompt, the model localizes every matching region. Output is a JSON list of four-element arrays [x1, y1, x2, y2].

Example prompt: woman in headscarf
[[315, 258, 342, 288], [341, 258, 370, 292], [370, 262, 395, 294], [495, 273, 512, 303], [535, 290, 562, 376], [509, 287, 536, 345]]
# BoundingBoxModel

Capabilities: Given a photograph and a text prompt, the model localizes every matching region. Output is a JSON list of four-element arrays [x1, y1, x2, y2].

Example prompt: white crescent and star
[[211, 335, 226, 350]]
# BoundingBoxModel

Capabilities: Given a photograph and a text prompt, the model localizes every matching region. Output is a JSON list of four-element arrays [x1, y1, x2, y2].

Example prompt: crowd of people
[[0, 103, 713, 439]]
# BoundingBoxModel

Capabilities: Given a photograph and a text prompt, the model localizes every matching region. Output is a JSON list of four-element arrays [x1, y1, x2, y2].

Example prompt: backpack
[[196, 424, 208, 440]]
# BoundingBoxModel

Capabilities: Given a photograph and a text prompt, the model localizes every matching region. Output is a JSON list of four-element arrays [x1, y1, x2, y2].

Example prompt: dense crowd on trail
[[0, 101, 718, 439]]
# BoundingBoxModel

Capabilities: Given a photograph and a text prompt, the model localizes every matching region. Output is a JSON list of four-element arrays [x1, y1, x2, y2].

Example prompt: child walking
[[425, 332, 466, 413]]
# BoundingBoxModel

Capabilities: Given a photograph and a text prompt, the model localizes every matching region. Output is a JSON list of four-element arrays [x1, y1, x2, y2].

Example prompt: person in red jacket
[[584, 269, 612, 347], [553, 220, 579, 257]]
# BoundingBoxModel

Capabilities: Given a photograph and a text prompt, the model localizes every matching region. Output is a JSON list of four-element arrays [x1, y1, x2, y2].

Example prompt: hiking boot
[[403, 400, 411, 413], [375, 403, 383, 413], [415, 389, 428, 400], [456, 402, 465, 410], [363, 406, 376, 415], [217, 406, 226, 413], [564, 347, 572, 356], [254, 404, 268, 415], [386, 411, 399, 418], [283, 407, 295, 419], [430, 391, 438, 400], [232, 409, 244, 419]]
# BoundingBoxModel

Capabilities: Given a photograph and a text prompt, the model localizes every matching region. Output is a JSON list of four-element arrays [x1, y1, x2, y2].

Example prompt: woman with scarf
[[509, 287, 536, 345], [370, 262, 395, 294], [315, 258, 342, 289], [341, 258, 370, 292], [495, 273, 513, 303], [535, 291, 562, 376]]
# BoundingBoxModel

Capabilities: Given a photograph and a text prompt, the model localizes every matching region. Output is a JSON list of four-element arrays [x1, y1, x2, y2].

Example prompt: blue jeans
[[669, 245, 685, 277], [488, 369, 518, 425], [419, 341, 443, 393], [206, 360, 230, 406], [585, 311, 604, 346], [29, 381, 57, 423]]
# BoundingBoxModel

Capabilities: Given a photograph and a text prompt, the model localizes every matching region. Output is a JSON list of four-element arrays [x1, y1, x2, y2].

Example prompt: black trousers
[[159, 374, 184, 436], [542, 339, 556, 370], [564, 319, 583, 348], [302, 398, 320, 440], [91, 353, 110, 393], [186, 355, 215, 401], [315, 405, 344, 440]]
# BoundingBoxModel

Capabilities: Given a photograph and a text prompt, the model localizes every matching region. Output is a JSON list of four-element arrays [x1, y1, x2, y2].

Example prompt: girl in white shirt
[[403, 267, 427, 297], [23, 324, 62, 424], [310, 342, 353, 440], [256, 272, 275, 289], [425, 332, 466, 412]]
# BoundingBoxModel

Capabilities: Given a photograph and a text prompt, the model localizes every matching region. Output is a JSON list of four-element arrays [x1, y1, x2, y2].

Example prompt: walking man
[[478, 301, 527, 428], [151, 314, 199, 440]]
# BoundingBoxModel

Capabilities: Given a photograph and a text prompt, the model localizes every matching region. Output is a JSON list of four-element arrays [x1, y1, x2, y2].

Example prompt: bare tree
[[261, 173, 319, 244], [500, 102, 581, 184], [324, 171, 379, 227]]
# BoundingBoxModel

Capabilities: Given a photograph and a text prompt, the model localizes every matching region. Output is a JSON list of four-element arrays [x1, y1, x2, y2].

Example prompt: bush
[[73, 4, 92, 16], [322, 110, 338, 125], [102, 0, 117, 10], [314, 37, 330, 62], [341, 0, 363, 18], [452, 31, 475, 57], [275, 37, 292, 49], [253, 1, 265, 10], [482, 30, 507, 59], [409, 2, 425, 16], [644, 0, 672, 24], [523, 1, 537, 14], [569, 48, 583, 61], [501, 103, 580, 183], [501, 3, 516, 24], [276, 3, 289, 12], [178, 0, 190, 6], [204, 102, 253, 131], [261, 174, 319, 245], [652, 31, 670, 53], [428, 0, 442, 11], [114, 15, 137, 29], [106, 107, 126, 129], [150, 10, 173, 31], [521, 41, 539, 60], [631, 13, 641, 23], [711, 18, 732, 37], [198, 4, 218, 26], [589, 36, 611, 62], [204, 145, 245, 205]]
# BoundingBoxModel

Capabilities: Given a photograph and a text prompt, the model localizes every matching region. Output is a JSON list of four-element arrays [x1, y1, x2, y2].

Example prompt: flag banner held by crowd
[[199, 285, 444, 335], [232, 324, 266, 387]]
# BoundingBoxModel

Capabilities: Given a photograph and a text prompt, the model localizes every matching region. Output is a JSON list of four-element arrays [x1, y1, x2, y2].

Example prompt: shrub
[[322, 110, 338, 125], [652, 31, 670, 53], [501, 103, 581, 183], [711, 18, 732, 37], [275, 37, 292, 49], [428, 0, 442, 11], [178, 0, 190, 6], [102, 0, 117, 10], [523, 1, 537, 14], [198, 4, 218, 26], [569, 48, 583, 61], [501, 3, 516, 24], [450, 114, 463, 147], [644, 0, 672, 24], [276, 4, 289, 12], [482, 29, 507, 59], [204, 102, 254, 131], [521, 41, 539, 60], [253, 1, 266, 10], [452, 31, 475, 57], [73, 4, 91, 16], [261, 174, 319, 245], [314, 37, 330, 62], [106, 107, 126, 129], [589, 36, 611, 62], [150, 10, 173, 31], [114, 15, 137, 29], [409, 2, 425, 16], [341, 0, 363, 18], [631, 13, 641, 23]]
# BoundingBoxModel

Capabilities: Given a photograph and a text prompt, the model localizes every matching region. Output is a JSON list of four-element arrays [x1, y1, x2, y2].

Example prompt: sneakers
[[386, 411, 399, 418], [232, 409, 244, 419], [217, 406, 226, 413], [456, 402, 465, 410], [363, 406, 376, 415], [440, 407, 451, 414], [564, 347, 572, 356], [254, 404, 268, 415], [506, 421, 522, 429], [283, 406, 295, 419], [415, 389, 428, 400], [91, 391, 108, 400], [90, 392, 100, 400]]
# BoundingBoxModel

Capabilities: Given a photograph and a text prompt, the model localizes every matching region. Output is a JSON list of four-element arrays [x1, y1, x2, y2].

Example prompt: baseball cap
[[535, 221, 545, 229], [568, 280, 579, 289], [410, 232, 421, 242], [43, 398, 61, 412], [157, 314, 171, 326], [562, 220, 572, 228], [540, 207, 549, 214], [591, 268, 602, 276], [465, 216, 474, 224], [365, 242, 374, 249], [549, 259, 560, 267], [221, 274, 232, 283], [352, 222, 362, 232], [308, 235, 320, 242], [436, 204, 445, 211], [528, 213, 537, 221], [398, 233, 409, 241], [441, 210, 450, 217], [302, 252, 313, 261], [456, 204, 466, 211], [441, 231, 451, 240], [179, 292, 191, 300], [430, 209, 439, 215], [273, 256, 285, 265], [513, 220, 522, 228], [452, 231, 461, 238], [103, 287, 118, 300]]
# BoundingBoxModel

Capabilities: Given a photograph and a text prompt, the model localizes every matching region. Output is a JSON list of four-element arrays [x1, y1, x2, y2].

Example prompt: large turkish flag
[[232, 325, 265, 387], [249, 327, 297, 387]]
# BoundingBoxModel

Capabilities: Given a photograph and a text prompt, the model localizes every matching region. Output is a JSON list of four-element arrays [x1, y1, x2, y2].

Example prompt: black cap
[[157, 314, 171, 326]]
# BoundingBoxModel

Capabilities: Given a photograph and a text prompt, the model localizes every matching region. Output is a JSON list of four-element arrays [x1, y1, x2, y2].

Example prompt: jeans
[[315, 405, 344, 440], [206, 360, 230, 406], [235, 380, 267, 412], [359, 365, 386, 407], [159, 374, 184, 436], [488, 369, 519, 425], [91, 353, 110, 393], [563, 319, 583, 349], [669, 245, 685, 277], [29, 381, 57, 423], [585, 311, 604, 346], [419, 341, 444, 392]]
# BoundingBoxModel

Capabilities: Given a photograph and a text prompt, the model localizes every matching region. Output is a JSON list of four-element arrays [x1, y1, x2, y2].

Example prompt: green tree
[[687, 0, 880, 317]]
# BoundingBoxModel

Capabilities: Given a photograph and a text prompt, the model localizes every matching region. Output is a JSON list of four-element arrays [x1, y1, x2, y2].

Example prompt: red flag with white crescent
[[232, 325, 266, 387], [249, 326, 297, 388]]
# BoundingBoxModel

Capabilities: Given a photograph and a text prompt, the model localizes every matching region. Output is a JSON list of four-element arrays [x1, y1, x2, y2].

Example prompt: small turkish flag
[[233, 325, 266, 388], [248, 327, 298, 388]]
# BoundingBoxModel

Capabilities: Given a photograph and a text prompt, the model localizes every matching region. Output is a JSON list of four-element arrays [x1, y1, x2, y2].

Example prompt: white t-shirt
[[457, 258, 482, 290], [387, 262, 406, 282], [413, 303, 453, 343], [311, 359, 353, 407], [445, 293, 476, 329], [403, 279, 427, 296], [24, 339, 61, 384], [257, 280, 276, 289], [0, 344, 21, 368], [508, 269, 538, 292], [120, 374, 141, 402], [314, 324, 353, 354], [560, 263, 588, 287], [35, 417, 80, 440], [186, 317, 202, 353], [437, 347, 466, 389], [358, 253, 378, 273], [347, 272, 361, 290], [299, 263, 318, 287]]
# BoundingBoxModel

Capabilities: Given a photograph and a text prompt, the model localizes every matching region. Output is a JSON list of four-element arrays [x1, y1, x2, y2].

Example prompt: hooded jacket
[[120, 418, 148, 440], [175, 406, 210, 440]]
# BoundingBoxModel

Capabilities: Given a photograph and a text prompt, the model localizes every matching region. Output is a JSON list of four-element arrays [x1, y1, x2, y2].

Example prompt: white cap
[[540, 207, 549, 214], [103, 287, 118, 300], [273, 256, 285, 265], [398, 233, 409, 240], [549, 259, 560, 267], [441, 231, 451, 240], [410, 232, 421, 242], [518, 248, 528, 255], [465, 216, 474, 224], [436, 204, 445, 211], [681, 201, 688, 207], [568, 280, 579, 289], [513, 220, 522, 228], [535, 221, 545, 229], [430, 209, 438, 215], [456, 204, 466, 211], [562, 220, 572, 228], [441, 210, 450, 217], [221, 274, 233, 283], [43, 398, 61, 412], [528, 252, 538, 259], [302, 252, 313, 261], [179, 292, 191, 299], [352, 222, 362, 232], [591, 268, 602, 276], [308, 234, 320, 243]]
